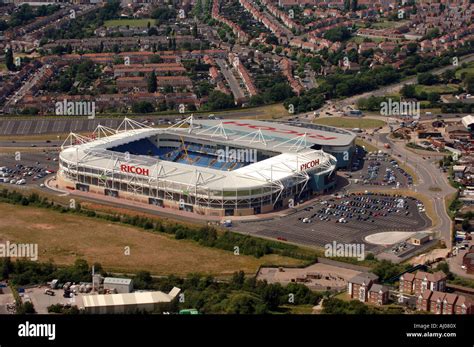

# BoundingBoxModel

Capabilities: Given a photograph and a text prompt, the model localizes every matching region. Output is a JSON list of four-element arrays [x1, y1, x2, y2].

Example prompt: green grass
[[279, 304, 315, 314], [355, 139, 379, 153], [455, 61, 474, 79], [414, 84, 459, 94], [349, 36, 384, 44], [313, 117, 385, 129], [104, 18, 155, 28], [371, 20, 409, 29]]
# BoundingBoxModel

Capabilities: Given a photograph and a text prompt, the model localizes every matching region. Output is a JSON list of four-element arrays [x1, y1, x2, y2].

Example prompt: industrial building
[[103, 277, 133, 294], [82, 287, 181, 314]]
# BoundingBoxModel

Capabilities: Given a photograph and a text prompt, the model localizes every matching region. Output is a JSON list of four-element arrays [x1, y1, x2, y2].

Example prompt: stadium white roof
[[191, 119, 356, 148], [59, 118, 340, 191]]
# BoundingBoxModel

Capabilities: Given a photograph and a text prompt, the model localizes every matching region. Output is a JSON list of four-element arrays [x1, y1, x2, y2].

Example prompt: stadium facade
[[57, 117, 356, 217]]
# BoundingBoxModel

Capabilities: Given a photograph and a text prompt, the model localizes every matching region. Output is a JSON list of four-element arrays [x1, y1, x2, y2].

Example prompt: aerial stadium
[[57, 117, 356, 217]]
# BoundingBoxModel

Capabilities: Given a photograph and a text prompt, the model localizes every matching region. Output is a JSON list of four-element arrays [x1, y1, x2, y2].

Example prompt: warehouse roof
[[82, 287, 180, 309]]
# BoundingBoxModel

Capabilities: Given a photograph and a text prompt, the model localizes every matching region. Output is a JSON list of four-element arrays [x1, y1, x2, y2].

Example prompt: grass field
[[414, 84, 459, 94], [371, 20, 409, 30], [349, 36, 384, 44], [313, 117, 386, 129], [456, 61, 474, 79], [104, 19, 155, 28], [0, 203, 306, 277], [355, 138, 379, 153], [279, 304, 314, 314], [224, 103, 288, 120]]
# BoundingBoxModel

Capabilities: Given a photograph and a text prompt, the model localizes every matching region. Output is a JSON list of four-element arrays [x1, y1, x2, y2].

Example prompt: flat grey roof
[[103, 277, 132, 286], [195, 119, 356, 148]]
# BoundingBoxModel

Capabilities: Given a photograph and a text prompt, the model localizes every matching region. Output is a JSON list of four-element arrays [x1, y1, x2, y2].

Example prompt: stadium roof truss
[[60, 117, 338, 207]]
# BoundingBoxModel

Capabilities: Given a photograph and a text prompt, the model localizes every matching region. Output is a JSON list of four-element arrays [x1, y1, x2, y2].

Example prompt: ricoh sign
[[300, 159, 320, 172], [120, 164, 149, 176]]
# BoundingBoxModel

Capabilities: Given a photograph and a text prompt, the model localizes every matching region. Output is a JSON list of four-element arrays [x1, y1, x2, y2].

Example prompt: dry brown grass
[[0, 203, 305, 277]]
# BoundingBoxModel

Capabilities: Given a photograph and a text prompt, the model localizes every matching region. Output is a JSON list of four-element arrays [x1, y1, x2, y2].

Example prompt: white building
[[103, 277, 133, 294], [82, 287, 181, 314]]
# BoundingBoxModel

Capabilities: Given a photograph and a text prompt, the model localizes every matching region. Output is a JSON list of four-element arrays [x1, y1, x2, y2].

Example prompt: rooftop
[[103, 277, 133, 286], [82, 287, 180, 309], [59, 119, 343, 191]]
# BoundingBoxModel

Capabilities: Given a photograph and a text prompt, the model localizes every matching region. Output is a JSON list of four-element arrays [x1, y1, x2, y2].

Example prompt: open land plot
[[414, 84, 459, 94], [0, 203, 306, 277], [455, 61, 474, 79], [370, 20, 410, 29], [104, 19, 155, 28]]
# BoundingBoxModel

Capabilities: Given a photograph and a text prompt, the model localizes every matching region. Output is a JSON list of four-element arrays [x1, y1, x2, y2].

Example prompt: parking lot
[[237, 193, 430, 253], [22, 287, 85, 314], [0, 118, 122, 136], [348, 150, 413, 188], [0, 150, 60, 187], [0, 115, 228, 136]]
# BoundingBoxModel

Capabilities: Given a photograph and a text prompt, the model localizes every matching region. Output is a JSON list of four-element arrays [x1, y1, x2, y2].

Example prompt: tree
[[406, 42, 418, 55], [0, 20, 8, 31], [5, 48, 15, 71], [204, 91, 234, 110], [149, 55, 163, 64], [401, 84, 417, 99], [351, 0, 358, 11], [344, 0, 351, 11], [462, 218, 471, 231], [226, 293, 267, 314], [261, 283, 284, 310], [1, 258, 12, 279], [435, 262, 452, 278], [147, 70, 157, 93], [372, 260, 406, 282], [132, 101, 154, 113], [148, 27, 158, 36], [424, 28, 440, 40], [441, 69, 455, 83], [151, 7, 177, 21], [465, 74, 474, 94], [230, 271, 245, 289], [134, 271, 153, 289], [427, 92, 440, 103], [22, 301, 36, 314], [324, 26, 350, 42], [417, 72, 438, 86]]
